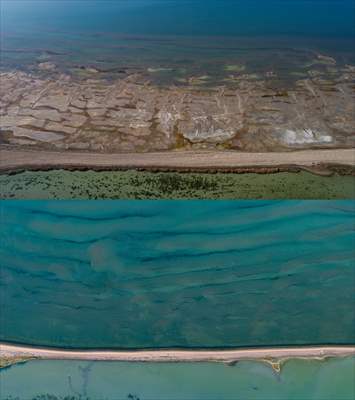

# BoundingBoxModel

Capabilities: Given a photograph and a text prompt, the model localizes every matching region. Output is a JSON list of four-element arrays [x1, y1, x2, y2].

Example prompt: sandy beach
[[1, 343, 354, 364], [1, 147, 354, 173]]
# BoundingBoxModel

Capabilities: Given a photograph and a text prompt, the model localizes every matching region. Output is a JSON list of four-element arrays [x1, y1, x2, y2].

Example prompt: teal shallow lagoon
[[1, 358, 355, 400], [0, 200, 354, 348]]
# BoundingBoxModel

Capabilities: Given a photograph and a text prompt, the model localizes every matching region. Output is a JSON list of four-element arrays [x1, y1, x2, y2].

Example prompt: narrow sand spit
[[0, 147, 354, 173], [1, 344, 354, 364]]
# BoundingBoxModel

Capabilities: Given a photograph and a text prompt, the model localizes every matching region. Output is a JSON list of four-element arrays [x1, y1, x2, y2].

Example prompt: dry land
[[1, 65, 354, 154], [1, 147, 354, 173], [1, 344, 354, 369]]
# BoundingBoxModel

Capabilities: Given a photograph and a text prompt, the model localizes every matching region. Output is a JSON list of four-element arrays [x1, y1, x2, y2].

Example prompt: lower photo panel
[[0, 200, 354, 399]]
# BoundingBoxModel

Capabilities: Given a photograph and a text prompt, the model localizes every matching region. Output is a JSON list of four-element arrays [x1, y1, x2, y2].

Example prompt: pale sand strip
[[0, 148, 354, 172], [1, 344, 355, 363]]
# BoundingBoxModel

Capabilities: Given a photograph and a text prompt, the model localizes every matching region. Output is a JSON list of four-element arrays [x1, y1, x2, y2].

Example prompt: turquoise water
[[0, 200, 354, 348], [1, 358, 355, 400], [1, 0, 354, 82]]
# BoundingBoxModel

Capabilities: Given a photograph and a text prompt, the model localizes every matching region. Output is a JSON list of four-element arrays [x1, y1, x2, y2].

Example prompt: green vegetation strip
[[1, 170, 354, 199]]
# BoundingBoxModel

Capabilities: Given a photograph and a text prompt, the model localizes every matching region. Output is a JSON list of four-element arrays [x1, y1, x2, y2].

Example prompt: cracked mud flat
[[1, 61, 354, 153]]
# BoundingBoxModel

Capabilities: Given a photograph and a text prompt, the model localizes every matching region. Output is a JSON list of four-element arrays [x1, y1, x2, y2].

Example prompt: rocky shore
[[1, 64, 354, 153]]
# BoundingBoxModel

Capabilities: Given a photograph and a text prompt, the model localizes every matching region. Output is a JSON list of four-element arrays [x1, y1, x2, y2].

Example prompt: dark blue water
[[2, 0, 354, 38], [0, 200, 354, 349], [1, 0, 354, 80]]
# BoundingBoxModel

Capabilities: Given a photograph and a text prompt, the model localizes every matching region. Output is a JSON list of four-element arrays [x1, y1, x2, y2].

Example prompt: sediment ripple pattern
[[0, 200, 354, 348]]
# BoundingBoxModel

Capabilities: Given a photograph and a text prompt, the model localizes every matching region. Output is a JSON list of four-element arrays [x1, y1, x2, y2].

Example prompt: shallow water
[[1, 357, 355, 400], [0, 200, 354, 348], [1, 170, 354, 200]]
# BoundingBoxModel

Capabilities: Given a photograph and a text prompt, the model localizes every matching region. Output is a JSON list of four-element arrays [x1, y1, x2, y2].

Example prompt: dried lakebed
[[1, 169, 354, 199], [1, 63, 354, 153]]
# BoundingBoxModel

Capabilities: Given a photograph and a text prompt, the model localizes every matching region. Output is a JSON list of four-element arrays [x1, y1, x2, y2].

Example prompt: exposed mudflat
[[1, 343, 354, 364], [1, 147, 354, 172], [1, 63, 354, 153]]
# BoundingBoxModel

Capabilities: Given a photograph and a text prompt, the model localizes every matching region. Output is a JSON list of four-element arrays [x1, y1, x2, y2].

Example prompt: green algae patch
[[0, 170, 354, 200]]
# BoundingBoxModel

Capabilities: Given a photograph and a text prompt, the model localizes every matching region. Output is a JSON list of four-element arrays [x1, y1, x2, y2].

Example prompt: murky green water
[[1, 170, 354, 199], [1, 357, 354, 400]]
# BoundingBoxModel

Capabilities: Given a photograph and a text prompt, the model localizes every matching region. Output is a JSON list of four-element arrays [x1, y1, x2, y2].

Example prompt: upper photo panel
[[1, 0, 354, 199]]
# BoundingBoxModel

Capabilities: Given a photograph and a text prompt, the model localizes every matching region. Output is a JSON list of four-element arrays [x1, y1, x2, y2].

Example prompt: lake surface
[[1, 0, 354, 84], [1, 358, 354, 400], [1, 170, 354, 200], [0, 200, 354, 348], [3, 0, 354, 38]]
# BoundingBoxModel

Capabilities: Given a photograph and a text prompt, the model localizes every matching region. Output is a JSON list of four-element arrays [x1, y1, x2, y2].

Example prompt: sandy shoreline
[[1, 147, 354, 174], [1, 343, 354, 364]]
